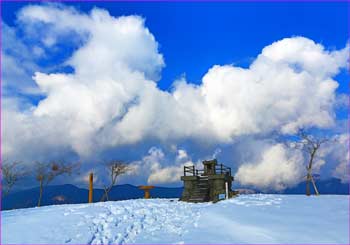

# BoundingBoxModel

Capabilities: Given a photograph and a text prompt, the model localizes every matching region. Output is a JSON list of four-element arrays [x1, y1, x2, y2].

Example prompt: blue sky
[[2, 2, 349, 189]]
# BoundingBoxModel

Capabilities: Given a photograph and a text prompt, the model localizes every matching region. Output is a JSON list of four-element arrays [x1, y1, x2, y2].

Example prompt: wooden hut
[[180, 159, 235, 202]]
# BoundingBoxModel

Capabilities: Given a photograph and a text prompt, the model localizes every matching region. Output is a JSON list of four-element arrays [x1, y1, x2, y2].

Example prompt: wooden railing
[[184, 164, 232, 177], [215, 164, 232, 176], [184, 165, 195, 176]]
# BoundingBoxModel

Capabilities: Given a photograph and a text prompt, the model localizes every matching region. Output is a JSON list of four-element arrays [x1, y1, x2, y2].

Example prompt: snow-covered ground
[[2, 195, 349, 244]]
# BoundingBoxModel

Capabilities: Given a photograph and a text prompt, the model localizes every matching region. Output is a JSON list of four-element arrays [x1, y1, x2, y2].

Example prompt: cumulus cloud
[[235, 143, 305, 191], [200, 37, 348, 138], [334, 160, 350, 183], [5, 5, 165, 159], [130, 147, 200, 185], [147, 165, 183, 185], [330, 134, 349, 183], [235, 133, 350, 190], [3, 4, 349, 190], [17, 4, 164, 81]]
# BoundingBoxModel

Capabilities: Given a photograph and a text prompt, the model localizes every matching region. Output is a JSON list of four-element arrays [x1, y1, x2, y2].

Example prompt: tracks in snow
[[85, 199, 205, 245]]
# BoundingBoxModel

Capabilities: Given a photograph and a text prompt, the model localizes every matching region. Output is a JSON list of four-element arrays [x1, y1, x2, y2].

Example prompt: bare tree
[[100, 161, 133, 202], [1, 161, 28, 197], [35, 161, 80, 207], [295, 129, 329, 196]]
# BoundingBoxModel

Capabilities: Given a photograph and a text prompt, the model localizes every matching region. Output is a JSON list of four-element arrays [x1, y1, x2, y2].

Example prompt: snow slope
[[2, 195, 349, 244]]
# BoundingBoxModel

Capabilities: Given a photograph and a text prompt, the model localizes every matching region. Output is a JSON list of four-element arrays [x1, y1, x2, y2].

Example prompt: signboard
[[218, 193, 226, 200]]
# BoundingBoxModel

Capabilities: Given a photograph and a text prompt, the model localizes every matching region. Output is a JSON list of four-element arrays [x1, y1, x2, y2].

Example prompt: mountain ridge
[[2, 178, 348, 210]]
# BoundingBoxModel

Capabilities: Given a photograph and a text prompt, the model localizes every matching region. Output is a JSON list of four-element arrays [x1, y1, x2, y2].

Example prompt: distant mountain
[[2, 178, 348, 210], [229, 178, 349, 195], [2, 184, 183, 210], [282, 178, 349, 195]]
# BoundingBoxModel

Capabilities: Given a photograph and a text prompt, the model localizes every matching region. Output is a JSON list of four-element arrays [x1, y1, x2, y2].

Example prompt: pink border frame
[[0, 0, 349, 245]]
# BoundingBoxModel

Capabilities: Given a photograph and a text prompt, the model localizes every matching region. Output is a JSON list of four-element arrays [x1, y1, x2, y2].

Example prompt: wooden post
[[145, 189, 150, 199], [139, 186, 154, 199], [89, 172, 93, 203]]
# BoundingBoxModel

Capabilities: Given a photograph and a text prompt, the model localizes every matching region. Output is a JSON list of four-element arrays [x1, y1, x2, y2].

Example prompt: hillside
[[2, 195, 348, 244]]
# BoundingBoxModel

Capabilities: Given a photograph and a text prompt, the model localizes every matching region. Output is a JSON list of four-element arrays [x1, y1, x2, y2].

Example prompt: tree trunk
[[310, 175, 320, 195], [100, 192, 106, 202], [3, 183, 14, 197], [38, 180, 43, 207], [3, 188, 10, 197], [306, 172, 311, 196], [100, 187, 110, 202], [306, 150, 316, 196]]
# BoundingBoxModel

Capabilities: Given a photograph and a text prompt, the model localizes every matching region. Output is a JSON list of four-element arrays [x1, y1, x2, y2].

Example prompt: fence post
[[89, 172, 93, 203]]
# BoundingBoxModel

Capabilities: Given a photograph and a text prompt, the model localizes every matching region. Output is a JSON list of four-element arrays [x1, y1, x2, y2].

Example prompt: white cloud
[[147, 165, 183, 185], [334, 160, 350, 183], [235, 133, 350, 190], [176, 149, 188, 161], [2, 97, 73, 162], [212, 148, 222, 159], [330, 134, 349, 183], [235, 143, 304, 191], [258, 37, 348, 78], [128, 147, 198, 185], [199, 37, 347, 138], [6, 5, 165, 159], [335, 93, 348, 109], [18, 5, 164, 81], [146, 147, 195, 185]]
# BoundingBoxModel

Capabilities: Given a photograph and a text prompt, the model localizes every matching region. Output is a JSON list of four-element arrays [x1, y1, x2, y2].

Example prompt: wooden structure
[[88, 172, 93, 203], [139, 185, 155, 199], [180, 159, 235, 203]]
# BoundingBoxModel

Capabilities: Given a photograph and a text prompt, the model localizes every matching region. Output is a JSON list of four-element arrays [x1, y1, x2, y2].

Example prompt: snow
[[2, 195, 349, 244]]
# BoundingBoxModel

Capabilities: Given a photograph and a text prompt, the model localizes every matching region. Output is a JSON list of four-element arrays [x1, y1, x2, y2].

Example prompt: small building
[[180, 159, 235, 203]]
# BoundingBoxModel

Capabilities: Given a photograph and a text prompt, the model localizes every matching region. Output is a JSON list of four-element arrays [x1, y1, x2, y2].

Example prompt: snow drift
[[2, 195, 349, 244]]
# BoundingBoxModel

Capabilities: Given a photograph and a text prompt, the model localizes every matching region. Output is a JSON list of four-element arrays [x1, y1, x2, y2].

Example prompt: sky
[[1, 2, 349, 191]]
